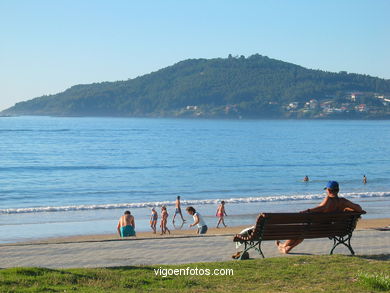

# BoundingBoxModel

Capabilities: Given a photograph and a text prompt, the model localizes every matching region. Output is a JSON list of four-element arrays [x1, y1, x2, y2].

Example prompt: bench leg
[[330, 234, 355, 255], [239, 241, 264, 259], [254, 241, 265, 258]]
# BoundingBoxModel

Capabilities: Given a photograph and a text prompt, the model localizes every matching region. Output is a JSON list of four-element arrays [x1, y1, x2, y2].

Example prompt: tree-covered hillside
[[3, 54, 390, 118]]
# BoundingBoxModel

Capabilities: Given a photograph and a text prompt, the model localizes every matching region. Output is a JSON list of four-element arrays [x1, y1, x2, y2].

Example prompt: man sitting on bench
[[276, 181, 364, 254]]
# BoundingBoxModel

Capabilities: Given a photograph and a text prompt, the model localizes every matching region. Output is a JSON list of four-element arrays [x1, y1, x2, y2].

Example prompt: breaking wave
[[1, 191, 389, 214]]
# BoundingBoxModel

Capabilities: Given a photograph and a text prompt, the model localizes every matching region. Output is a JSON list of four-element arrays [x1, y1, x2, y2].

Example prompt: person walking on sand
[[117, 210, 136, 237], [150, 208, 158, 234], [172, 195, 186, 224], [216, 200, 228, 228], [186, 206, 208, 234], [276, 181, 364, 254], [160, 206, 170, 235]]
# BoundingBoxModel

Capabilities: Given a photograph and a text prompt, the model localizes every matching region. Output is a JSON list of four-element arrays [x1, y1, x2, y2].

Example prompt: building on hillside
[[287, 102, 299, 110], [308, 99, 319, 109], [225, 104, 238, 114], [350, 92, 364, 102], [356, 104, 368, 112]]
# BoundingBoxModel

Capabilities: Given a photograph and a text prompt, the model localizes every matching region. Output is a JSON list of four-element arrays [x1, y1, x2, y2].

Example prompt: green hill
[[3, 54, 390, 118]]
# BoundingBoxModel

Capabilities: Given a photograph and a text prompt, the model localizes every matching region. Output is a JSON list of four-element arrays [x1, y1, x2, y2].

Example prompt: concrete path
[[1, 230, 389, 268]]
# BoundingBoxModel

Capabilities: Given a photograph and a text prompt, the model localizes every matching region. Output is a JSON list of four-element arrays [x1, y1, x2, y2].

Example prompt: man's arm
[[342, 198, 363, 212], [131, 216, 135, 229], [301, 197, 329, 213], [307, 205, 327, 213], [117, 220, 121, 236]]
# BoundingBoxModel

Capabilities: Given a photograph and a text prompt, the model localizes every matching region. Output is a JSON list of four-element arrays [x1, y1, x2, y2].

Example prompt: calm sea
[[0, 116, 389, 242]]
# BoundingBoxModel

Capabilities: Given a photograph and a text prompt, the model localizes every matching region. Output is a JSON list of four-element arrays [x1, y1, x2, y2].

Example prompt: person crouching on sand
[[276, 181, 364, 254], [160, 206, 170, 235], [186, 206, 208, 234], [117, 210, 136, 237], [150, 208, 158, 234], [216, 200, 227, 228]]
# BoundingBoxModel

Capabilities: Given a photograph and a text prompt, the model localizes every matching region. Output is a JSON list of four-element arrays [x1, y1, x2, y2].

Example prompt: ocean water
[[0, 116, 389, 243]]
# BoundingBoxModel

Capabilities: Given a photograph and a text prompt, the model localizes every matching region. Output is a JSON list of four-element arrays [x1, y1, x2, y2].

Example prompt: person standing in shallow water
[[150, 208, 158, 234], [276, 181, 364, 254], [160, 206, 170, 235], [117, 210, 136, 237], [172, 195, 186, 224], [363, 175, 367, 184], [216, 201, 227, 228]]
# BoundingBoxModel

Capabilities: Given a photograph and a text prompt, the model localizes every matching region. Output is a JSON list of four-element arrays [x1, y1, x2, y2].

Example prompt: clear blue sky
[[1, 0, 389, 111]]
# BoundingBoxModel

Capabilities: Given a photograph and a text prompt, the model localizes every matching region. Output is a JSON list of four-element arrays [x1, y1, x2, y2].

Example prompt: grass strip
[[0, 255, 389, 293]]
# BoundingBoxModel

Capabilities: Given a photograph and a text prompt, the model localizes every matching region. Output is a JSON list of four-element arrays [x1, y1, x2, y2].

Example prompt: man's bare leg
[[283, 239, 303, 253], [276, 240, 283, 252], [276, 239, 304, 254], [180, 212, 186, 222], [172, 213, 176, 224], [216, 218, 222, 228]]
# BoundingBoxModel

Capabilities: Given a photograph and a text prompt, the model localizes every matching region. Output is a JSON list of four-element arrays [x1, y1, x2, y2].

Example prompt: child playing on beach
[[216, 201, 227, 228], [150, 208, 158, 234], [160, 206, 170, 235], [186, 206, 208, 234]]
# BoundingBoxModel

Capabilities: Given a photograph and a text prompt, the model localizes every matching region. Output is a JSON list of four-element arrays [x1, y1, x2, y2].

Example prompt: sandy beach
[[2, 217, 388, 246]]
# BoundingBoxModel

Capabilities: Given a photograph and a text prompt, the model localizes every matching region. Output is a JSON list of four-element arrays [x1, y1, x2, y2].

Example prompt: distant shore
[[2, 113, 390, 120], [3, 217, 388, 247]]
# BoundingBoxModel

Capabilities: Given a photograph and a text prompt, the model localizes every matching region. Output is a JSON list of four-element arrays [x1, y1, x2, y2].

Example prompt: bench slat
[[259, 213, 360, 225], [262, 223, 352, 232], [262, 231, 349, 240]]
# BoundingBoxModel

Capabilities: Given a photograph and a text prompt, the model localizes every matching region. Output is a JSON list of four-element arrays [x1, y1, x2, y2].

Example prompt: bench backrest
[[251, 212, 365, 241]]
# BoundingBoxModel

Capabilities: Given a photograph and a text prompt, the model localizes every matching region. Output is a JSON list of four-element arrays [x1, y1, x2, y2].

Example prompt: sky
[[1, 0, 389, 111]]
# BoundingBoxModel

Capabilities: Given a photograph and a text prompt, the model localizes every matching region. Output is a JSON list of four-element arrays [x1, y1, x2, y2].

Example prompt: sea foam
[[1, 191, 388, 214]]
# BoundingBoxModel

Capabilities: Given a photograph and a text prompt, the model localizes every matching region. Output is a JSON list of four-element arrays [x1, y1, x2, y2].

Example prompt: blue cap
[[324, 181, 339, 190]]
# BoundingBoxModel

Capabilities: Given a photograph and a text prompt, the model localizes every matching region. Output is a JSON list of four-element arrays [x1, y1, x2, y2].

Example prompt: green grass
[[1, 255, 389, 292], [358, 272, 390, 291]]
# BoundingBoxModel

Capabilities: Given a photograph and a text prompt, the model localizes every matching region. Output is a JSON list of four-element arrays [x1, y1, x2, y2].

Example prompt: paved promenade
[[1, 230, 389, 268]]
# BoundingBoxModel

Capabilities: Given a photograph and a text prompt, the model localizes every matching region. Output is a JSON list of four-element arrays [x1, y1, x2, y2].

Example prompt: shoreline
[[2, 217, 389, 247]]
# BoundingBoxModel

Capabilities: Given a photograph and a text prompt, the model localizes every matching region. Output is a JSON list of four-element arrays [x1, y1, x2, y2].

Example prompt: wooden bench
[[233, 211, 366, 259]]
